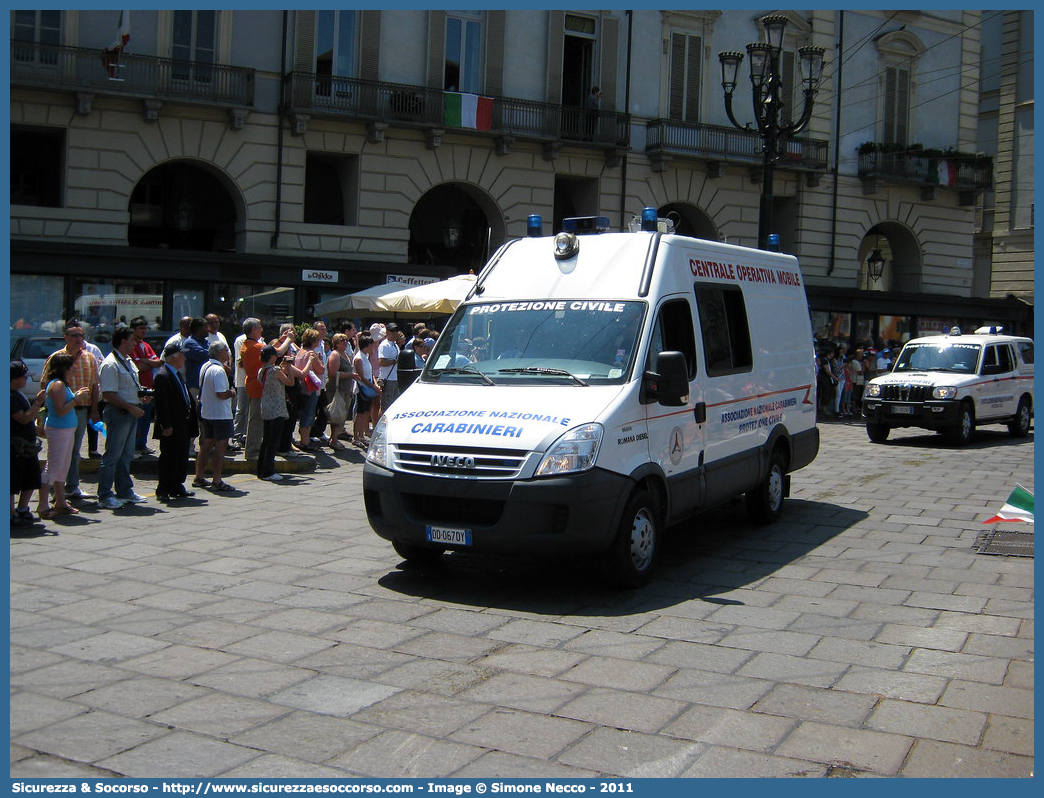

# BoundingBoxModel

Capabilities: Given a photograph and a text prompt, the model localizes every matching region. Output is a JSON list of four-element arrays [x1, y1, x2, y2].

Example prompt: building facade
[[10, 9, 1031, 343]]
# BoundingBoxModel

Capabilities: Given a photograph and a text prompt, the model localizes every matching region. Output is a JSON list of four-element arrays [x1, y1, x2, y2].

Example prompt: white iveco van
[[364, 211, 820, 585]]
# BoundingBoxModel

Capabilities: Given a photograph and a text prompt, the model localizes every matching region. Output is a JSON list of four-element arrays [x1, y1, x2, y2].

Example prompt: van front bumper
[[862, 399, 959, 428], [363, 463, 633, 557]]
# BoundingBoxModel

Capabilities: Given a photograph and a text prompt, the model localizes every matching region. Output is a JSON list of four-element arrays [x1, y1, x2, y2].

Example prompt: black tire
[[746, 449, 787, 524], [605, 489, 659, 588], [392, 539, 445, 564], [1008, 397, 1032, 438], [866, 423, 891, 443], [945, 403, 974, 446]]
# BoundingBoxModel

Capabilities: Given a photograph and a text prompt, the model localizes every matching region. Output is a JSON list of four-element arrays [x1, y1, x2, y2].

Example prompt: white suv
[[862, 327, 1034, 445]]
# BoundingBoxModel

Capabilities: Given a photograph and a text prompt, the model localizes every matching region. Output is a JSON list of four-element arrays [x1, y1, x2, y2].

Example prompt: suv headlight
[[535, 423, 603, 477], [932, 386, 957, 400], [865, 383, 882, 397], [365, 416, 389, 467]]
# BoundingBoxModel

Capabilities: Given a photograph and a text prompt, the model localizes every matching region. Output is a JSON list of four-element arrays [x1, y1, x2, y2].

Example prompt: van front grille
[[394, 443, 529, 479]]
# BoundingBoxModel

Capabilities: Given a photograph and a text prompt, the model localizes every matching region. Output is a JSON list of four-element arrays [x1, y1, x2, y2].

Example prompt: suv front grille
[[394, 443, 529, 479], [880, 384, 932, 403]]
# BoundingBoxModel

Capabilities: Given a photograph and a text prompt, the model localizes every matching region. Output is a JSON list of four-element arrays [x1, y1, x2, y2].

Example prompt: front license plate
[[891, 405, 914, 415], [426, 526, 472, 546]]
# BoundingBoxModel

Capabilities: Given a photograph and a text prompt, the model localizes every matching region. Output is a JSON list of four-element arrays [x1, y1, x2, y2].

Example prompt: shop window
[[213, 284, 295, 342], [72, 278, 164, 336], [304, 153, 358, 226], [11, 126, 64, 207], [10, 275, 65, 331]]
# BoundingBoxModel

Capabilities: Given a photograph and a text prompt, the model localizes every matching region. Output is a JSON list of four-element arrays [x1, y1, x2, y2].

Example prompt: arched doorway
[[128, 160, 240, 251], [657, 202, 718, 240], [856, 222, 922, 293], [408, 183, 503, 272]]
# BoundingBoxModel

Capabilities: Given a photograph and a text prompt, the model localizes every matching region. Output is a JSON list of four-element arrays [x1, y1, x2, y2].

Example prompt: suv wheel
[[1008, 397, 1032, 438], [866, 423, 890, 443], [946, 403, 974, 446]]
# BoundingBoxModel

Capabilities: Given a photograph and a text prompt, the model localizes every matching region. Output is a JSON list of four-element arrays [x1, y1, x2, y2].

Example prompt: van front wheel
[[746, 450, 787, 524], [605, 490, 659, 588], [392, 539, 445, 564]]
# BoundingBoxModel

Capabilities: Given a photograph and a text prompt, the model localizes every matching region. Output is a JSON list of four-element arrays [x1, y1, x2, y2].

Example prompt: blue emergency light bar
[[527, 214, 543, 237], [562, 216, 611, 234]]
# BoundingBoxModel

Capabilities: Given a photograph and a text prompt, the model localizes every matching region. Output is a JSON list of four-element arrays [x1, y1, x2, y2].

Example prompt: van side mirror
[[644, 351, 689, 406]]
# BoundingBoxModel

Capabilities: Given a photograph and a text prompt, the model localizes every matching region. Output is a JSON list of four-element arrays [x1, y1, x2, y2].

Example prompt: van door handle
[[694, 402, 707, 424]]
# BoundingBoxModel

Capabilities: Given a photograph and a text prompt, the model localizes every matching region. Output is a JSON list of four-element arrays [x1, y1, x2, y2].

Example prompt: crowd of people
[[11, 314, 441, 526], [815, 340, 897, 419]]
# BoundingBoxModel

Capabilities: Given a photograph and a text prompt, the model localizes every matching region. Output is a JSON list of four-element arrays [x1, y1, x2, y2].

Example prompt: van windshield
[[893, 342, 981, 374], [423, 300, 647, 385]]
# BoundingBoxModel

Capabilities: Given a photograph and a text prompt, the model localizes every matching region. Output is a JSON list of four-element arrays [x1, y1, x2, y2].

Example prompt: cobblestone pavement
[[10, 420, 1033, 778]]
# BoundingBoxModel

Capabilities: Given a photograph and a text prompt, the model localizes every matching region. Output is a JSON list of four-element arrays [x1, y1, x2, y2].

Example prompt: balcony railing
[[858, 150, 992, 191], [10, 41, 255, 108], [284, 72, 630, 147], [646, 118, 829, 171]]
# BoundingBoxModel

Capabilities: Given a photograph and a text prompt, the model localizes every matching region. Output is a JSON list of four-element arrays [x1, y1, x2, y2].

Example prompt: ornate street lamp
[[866, 248, 886, 283], [719, 15, 825, 250]]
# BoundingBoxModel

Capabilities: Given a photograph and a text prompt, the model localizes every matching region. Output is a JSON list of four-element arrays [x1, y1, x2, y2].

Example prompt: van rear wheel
[[392, 539, 445, 564], [746, 450, 787, 524], [605, 489, 659, 588]]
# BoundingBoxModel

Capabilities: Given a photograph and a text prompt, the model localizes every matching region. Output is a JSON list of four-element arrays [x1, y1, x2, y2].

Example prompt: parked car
[[10, 333, 66, 385]]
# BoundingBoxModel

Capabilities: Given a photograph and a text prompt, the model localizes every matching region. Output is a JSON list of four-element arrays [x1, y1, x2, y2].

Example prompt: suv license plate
[[426, 526, 472, 546], [891, 405, 914, 415]]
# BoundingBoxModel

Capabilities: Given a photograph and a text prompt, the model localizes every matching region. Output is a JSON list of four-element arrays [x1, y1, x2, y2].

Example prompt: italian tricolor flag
[[982, 484, 1034, 524], [444, 92, 493, 131], [111, 10, 130, 50]]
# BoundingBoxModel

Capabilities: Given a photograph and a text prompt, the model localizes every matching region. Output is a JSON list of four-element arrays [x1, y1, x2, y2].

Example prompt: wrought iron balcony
[[10, 41, 255, 111], [858, 149, 993, 192], [283, 72, 630, 150], [646, 118, 829, 173]]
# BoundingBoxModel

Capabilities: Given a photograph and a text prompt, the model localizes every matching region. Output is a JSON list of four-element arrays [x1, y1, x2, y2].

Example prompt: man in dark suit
[[153, 342, 199, 501]]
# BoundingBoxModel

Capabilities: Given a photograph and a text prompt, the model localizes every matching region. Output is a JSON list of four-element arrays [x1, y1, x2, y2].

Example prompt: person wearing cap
[[152, 342, 198, 501], [875, 348, 891, 375], [11, 360, 45, 525]]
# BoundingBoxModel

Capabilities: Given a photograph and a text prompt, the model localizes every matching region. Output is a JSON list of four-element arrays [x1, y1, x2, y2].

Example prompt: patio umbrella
[[371, 274, 477, 315], [313, 281, 414, 317]]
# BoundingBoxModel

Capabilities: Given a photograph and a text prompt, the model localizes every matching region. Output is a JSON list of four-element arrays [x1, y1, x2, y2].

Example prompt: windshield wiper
[[436, 365, 496, 385], [498, 367, 588, 386]]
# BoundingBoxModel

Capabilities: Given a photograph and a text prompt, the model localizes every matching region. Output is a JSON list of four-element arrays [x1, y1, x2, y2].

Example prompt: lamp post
[[866, 248, 886, 283], [719, 15, 825, 250]]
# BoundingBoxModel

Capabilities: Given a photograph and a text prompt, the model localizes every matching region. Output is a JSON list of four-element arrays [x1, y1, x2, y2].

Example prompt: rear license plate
[[426, 526, 472, 546], [891, 405, 914, 415]]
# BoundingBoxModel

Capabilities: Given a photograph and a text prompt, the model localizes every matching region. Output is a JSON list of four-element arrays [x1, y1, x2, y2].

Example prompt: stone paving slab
[[9, 422, 1034, 777]]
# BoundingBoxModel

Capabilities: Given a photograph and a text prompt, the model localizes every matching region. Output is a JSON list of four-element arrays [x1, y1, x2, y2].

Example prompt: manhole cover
[[973, 530, 1034, 558]]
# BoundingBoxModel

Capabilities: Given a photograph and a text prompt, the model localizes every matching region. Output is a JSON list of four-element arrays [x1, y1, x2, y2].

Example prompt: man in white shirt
[[205, 313, 229, 350], [377, 322, 404, 413], [194, 341, 235, 491], [97, 326, 149, 509], [230, 329, 249, 445]]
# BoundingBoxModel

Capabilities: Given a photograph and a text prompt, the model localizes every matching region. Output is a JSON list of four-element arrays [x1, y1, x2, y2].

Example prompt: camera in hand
[[138, 388, 154, 398]]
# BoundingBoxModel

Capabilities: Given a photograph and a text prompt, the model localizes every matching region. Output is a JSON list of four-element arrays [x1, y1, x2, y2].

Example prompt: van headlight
[[366, 416, 389, 467], [865, 383, 882, 397], [932, 386, 957, 400], [535, 423, 603, 477]]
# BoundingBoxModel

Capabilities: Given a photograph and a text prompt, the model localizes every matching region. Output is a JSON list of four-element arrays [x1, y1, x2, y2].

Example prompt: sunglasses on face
[[66, 332, 85, 338]]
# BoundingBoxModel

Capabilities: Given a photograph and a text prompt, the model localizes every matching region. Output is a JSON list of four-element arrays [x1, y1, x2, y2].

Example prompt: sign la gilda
[[302, 269, 339, 283]]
